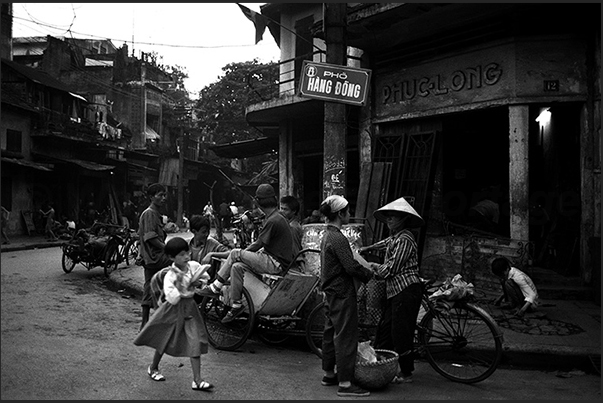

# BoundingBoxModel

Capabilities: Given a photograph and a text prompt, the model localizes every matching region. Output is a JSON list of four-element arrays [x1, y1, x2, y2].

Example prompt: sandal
[[192, 380, 214, 391], [147, 366, 165, 382]]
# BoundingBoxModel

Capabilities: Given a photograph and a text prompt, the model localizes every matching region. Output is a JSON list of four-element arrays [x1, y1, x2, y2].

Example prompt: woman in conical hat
[[361, 196, 424, 384]]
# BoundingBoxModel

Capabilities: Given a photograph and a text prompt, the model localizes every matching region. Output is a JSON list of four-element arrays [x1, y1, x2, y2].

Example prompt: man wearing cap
[[198, 184, 294, 324], [359, 196, 425, 384]]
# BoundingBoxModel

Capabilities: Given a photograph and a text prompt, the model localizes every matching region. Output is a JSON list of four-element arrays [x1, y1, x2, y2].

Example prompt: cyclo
[[198, 247, 324, 352], [61, 221, 138, 277]]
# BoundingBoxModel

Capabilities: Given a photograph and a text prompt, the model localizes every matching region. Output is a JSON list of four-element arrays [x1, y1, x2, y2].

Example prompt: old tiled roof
[[1, 58, 86, 97]]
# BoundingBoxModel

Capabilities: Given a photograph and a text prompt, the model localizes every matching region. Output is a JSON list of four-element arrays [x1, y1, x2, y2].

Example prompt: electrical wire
[[12, 14, 260, 49]]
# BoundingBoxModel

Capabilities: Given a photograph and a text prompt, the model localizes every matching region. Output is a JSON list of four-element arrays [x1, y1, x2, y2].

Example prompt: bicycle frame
[[413, 280, 504, 383]]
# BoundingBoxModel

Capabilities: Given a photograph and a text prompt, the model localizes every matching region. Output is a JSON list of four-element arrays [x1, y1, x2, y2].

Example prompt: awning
[[145, 125, 160, 140], [69, 159, 115, 171], [1, 157, 53, 171], [209, 136, 278, 159], [33, 154, 115, 171], [69, 92, 88, 102]]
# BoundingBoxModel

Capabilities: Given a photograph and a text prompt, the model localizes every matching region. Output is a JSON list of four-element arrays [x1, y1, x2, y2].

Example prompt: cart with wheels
[[199, 248, 323, 351]]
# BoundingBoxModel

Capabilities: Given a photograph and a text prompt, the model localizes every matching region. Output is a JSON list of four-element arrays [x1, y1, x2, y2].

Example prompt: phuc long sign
[[299, 61, 371, 106]]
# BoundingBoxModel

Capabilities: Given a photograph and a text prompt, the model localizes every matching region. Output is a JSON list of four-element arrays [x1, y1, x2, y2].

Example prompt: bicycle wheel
[[61, 245, 77, 273], [305, 301, 326, 358], [103, 243, 120, 277], [256, 319, 293, 346], [199, 287, 255, 351], [418, 301, 503, 383], [125, 239, 139, 266]]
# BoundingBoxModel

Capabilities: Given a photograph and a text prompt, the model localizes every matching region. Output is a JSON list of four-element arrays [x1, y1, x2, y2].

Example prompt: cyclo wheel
[[417, 300, 503, 384], [199, 287, 255, 351], [256, 318, 293, 346], [103, 242, 120, 277], [305, 301, 326, 358], [61, 245, 77, 273], [125, 238, 139, 266]]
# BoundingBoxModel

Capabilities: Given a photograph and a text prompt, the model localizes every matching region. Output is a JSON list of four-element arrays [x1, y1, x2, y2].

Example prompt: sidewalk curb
[[1, 241, 65, 253]]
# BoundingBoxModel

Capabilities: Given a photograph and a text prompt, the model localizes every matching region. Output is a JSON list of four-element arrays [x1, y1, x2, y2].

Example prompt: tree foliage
[[195, 59, 278, 145]]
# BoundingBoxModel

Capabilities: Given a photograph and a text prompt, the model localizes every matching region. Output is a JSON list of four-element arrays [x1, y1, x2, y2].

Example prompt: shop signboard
[[299, 60, 371, 106]]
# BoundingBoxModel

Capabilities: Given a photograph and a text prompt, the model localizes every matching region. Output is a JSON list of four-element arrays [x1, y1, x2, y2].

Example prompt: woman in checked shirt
[[360, 196, 425, 384]]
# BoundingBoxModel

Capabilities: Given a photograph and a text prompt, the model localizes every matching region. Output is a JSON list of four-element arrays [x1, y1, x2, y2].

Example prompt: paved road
[[1, 246, 600, 399]]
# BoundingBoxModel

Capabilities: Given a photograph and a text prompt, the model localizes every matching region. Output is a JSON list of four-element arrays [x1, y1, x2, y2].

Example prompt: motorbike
[[231, 210, 262, 248]]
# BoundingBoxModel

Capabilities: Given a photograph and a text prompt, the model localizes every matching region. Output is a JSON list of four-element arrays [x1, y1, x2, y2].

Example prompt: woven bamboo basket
[[354, 349, 399, 390]]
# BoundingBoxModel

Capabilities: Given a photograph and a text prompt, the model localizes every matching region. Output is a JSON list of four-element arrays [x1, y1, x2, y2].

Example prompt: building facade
[[245, 3, 601, 297]]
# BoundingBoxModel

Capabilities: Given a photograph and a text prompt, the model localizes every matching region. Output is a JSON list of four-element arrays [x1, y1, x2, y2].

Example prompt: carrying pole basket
[[354, 349, 399, 390]]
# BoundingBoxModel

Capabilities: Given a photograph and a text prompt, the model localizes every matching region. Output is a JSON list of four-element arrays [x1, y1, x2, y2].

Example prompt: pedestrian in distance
[[1, 205, 10, 244], [318, 195, 373, 397], [360, 196, 425, 384], [203, 201, 214, 221], [218, 200, 232, 230], [40, 202, 59, 241], [229, 201, 238, 217], [138, 183, 173, 331], [198, 184, 294, 324], [491, 257, 539, 317], [134, 237, 214, 391]]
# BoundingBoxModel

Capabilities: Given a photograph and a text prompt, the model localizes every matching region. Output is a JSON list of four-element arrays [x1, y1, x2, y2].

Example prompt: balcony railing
[[246, 50, 326, 102]]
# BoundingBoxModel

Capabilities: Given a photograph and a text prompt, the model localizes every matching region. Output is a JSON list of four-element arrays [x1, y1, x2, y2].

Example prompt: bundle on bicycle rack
[[428, 274, 474, 302]]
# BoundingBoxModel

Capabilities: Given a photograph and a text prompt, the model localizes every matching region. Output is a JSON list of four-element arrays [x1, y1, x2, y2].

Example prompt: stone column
[[508, 105, 530, 241]]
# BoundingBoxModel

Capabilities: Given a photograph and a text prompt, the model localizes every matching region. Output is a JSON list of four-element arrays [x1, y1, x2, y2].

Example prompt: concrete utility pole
[[322, 3, 348, 200], [177, 128, 184, 227]]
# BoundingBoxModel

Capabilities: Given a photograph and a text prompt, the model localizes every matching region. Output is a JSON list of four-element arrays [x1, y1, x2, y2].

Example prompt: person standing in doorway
[[360, 197, 425, 384], [318, 195, 373, 397]]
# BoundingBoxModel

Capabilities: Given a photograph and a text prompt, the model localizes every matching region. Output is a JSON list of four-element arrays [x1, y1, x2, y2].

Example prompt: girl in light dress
[[134, 236, 214, 391]]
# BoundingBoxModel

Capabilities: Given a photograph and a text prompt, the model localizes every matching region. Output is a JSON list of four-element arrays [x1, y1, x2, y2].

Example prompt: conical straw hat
[[373, 197, 425, 228]]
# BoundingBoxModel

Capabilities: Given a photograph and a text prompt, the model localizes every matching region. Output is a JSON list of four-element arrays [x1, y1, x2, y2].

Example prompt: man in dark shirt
[[198, 184, 294, 323]]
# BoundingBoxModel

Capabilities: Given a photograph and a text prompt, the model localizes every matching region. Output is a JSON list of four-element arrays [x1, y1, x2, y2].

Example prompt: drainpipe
[[322, 3, 348, 199]]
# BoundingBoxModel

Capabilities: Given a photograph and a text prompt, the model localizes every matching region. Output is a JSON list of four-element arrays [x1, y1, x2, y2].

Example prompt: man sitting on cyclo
[[198, 184, 294, 324]]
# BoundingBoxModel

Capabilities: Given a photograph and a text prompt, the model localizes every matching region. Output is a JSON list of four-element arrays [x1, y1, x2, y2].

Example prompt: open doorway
[[529, 103, 581, 276], [441, 107, 510, 237]]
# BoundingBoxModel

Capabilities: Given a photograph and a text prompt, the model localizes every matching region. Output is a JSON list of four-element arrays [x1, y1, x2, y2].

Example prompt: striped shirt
[[373, 229, 421, 299], [320, 225, 373, 297]]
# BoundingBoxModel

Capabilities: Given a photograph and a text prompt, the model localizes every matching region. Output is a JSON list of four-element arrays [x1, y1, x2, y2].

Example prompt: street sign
[[299, 61, 371, 106]]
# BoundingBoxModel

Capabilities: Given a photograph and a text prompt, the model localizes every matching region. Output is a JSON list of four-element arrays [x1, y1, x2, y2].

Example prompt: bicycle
[[305, 278, 504, 384]]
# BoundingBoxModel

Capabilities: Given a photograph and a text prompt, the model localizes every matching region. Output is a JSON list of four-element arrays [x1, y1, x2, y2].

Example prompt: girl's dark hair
[[319, 202, 348, 222], [146, 183, 166, 197], [189, 215, 210, 232], [164, 237, 189, 258], [491, 257, 511, 277]]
